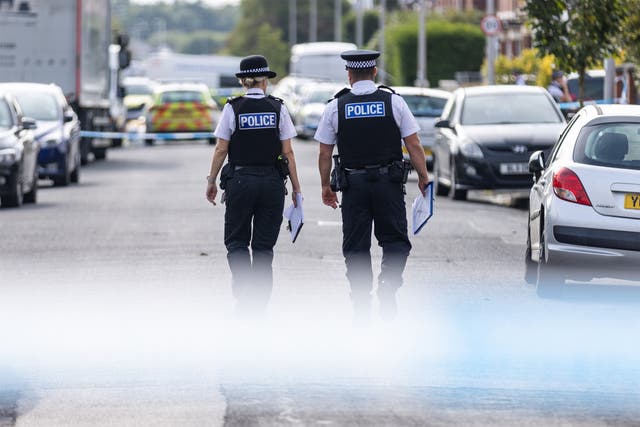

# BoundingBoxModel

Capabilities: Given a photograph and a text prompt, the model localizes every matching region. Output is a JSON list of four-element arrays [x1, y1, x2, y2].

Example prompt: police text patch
[[239, 112, 277, 130], [345, 102, 385, 119]]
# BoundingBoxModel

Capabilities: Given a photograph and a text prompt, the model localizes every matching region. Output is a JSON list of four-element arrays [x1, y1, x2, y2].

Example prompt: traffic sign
[[480, 15, 502, 36]]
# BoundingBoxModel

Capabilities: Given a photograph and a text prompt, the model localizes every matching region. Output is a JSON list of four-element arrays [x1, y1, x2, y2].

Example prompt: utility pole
[[310, 0, 317, 43], [486, 0, 496, 85], [289, 0, 297, 46], [334, 0, 342, 42], [416, 0, 427, 87], [356, 0, 363, 47], [379, 0, 386, 84]]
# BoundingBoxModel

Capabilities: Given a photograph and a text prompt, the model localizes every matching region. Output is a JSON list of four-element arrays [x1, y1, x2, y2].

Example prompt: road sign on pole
[[480, 14, 501, 37]]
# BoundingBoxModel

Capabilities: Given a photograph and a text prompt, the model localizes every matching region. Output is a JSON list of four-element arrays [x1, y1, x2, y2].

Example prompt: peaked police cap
[[340, 50, 380, 70], [235, 55, 277, 78]]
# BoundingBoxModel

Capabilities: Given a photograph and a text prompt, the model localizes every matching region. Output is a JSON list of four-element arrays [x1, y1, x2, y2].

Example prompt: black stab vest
[[228, 96, 282, 166], [336, 89, 402, 169]]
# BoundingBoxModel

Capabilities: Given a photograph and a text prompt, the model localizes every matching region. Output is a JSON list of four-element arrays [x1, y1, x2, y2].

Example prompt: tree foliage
[[524, 0, 627, 103]]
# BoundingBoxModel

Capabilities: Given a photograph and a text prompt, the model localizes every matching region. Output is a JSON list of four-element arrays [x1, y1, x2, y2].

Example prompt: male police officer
[[206, 55, 301, 316], [314, 50, 429, 321]]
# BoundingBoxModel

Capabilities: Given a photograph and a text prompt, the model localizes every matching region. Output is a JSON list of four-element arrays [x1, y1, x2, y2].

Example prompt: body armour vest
[[228, 96, 282, 166], [337, 89, 402, 169]]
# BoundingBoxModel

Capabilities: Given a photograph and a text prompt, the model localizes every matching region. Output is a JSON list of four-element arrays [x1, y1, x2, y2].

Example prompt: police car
[[143, 82, 218, 145]]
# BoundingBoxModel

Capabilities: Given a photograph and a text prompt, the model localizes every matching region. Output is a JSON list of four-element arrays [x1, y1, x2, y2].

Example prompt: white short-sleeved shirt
[[313, 80, 420, 145], [214, 88, 297, 141]]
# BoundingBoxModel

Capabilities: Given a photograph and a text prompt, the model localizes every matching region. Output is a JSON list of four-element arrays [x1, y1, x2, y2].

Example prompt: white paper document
[[283, 193, 304, 243], [412, 182, 434, 235]]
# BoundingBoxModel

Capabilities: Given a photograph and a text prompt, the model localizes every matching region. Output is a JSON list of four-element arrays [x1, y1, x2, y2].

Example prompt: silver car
[[526, 104, 640, 294]]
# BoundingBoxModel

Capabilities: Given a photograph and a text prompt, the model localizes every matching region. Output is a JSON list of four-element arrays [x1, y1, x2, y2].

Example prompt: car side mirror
[[434, 119, 451, 129], [21, 116, 37, 130], [63, 109, 75, 123], [528, 150, 545, 179]]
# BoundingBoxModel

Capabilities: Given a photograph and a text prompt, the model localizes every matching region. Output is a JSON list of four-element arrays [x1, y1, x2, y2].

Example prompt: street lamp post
[[416, 0, 428, 87]]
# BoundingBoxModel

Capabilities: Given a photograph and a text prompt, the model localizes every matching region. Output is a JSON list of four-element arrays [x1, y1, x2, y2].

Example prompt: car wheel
[[80, 139, 91, 166], [208, 137, 217, 145], [524, 222, 536, 285], [535, 228, 564, 297], [449, 160, 468, 201], [433, 159, 449, 197], [53, 161, 71, 187], [1, 171, 24, 208], [70, 163, 80, 184], [93, 148, 107, 160], [23, 168, 38, 204]]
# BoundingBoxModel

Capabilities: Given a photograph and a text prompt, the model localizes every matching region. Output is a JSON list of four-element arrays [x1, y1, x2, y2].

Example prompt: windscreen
[[160, 91, 203, 103], [125, 84, 153, 96], [0, 100, 12, 128], [403, 95, 448, 117], [461, 93, 562, 125], [574, 122, 640, 170], [13, 91, 59, 121]]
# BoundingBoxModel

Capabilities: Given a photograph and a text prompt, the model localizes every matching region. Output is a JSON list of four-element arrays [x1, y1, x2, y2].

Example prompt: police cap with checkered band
[[340, 50, 380, 70]]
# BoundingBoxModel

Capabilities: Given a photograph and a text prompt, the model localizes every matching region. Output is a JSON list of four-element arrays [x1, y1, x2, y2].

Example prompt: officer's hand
[[292, 191, 302, 208], [418, 175, 429, 197], [322, 185, 339, 209], [206, 182, 218, 205]]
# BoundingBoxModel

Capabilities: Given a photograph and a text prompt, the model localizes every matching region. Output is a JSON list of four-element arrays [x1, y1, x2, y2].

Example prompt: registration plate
[[624, 193, 640, 210], [499, 162, 529, 175]]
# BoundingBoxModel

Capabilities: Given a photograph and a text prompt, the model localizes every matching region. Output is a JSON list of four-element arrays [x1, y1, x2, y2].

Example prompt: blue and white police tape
[[558, 99, 609, 110], [79, 130, 216, 140]]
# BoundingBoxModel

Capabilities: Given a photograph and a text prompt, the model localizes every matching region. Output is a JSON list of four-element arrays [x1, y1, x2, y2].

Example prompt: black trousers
[[224, 168, 285, 313], [341, 173, 411, 300]]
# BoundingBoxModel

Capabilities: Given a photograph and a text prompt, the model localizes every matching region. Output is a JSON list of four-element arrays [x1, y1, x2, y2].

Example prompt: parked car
[[433, 85, 566, 200], [0, 83, 81, 186], [526, 104, 640, 294], [144, 82, 218, 145], [0, 91, 39, 208], [294, 82, 345, 139], [122, 76, 157, 121], [270, 76, 319, 123], [394, 86, 451, 170]]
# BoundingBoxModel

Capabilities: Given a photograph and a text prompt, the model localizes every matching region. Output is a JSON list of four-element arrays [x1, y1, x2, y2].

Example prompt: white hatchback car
[[526, 104, 640, 293]]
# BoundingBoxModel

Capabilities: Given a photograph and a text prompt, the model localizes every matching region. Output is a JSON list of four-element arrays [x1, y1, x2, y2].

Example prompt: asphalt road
[[1, 139, 639, 426]]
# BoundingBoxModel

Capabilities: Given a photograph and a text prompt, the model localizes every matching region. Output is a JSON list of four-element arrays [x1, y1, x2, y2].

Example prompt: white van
[[290, 42, 358, 82]]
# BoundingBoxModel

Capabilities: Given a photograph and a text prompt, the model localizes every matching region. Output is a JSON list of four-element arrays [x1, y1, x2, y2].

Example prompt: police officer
[[206, 55, 301, 316], [314, 50, 429, 321]]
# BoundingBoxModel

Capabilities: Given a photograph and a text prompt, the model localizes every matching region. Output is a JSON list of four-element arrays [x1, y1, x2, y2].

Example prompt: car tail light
[[552, 167, 592, 206]]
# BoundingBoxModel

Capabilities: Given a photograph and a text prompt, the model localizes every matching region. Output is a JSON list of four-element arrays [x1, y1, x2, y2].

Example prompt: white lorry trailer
[[0, 0, 121, 163]]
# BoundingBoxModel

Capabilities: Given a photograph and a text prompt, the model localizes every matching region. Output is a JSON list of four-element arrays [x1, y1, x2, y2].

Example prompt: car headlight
[[0, 148, 18, 165], [459, 141, 484, 159]]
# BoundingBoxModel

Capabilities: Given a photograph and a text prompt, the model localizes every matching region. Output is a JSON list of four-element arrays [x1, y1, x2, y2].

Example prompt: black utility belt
[[344, 165, 390, 175]]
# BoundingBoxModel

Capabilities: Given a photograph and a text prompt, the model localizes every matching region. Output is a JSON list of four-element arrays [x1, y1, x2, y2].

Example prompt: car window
[[160, 91, 203, 103], [402, 95, 447, 117], [567, 76, 603, 101], [548, 112, 583, 165], [0, 99, 12, 128], [12, 91, 59, 121], [461, 93, 562, 125], [574, 123, 640, 170], [125, 84, 153, 96]]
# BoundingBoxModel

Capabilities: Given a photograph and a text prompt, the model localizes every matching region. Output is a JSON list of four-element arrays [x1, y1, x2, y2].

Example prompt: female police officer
[[314, 50, 429, 322], [206, 55, 301, 316]]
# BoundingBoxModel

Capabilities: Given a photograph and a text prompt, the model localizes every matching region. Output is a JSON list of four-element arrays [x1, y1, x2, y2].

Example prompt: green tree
[[525, 0, 627, 104], [620, 0, 640, 64]]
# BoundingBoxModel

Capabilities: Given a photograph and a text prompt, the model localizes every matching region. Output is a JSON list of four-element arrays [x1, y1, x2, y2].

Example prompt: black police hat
[[235, 55, 277, 79], [340, 50, 380, 70]]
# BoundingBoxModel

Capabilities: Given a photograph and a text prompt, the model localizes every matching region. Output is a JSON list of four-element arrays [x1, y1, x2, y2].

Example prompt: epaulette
[[329, 87, 351, 102], [226, 96, 243, 104], [267, 94, 284, 103], [377, 84, 396, 94]]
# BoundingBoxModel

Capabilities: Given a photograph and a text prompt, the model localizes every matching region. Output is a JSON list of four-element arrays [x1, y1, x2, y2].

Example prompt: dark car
[[0, 83, 81, 186], [433, 85, 566, 201], [0, 91, 39, 208]]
